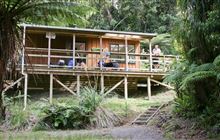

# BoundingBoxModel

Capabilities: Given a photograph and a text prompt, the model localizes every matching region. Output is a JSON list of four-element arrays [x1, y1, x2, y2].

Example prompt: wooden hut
[[4, 24, 176, 109]]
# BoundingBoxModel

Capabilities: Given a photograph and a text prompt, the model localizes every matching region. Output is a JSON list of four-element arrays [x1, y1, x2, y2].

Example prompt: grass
[[0, 131, 113, 140], [102, 97, 160, 117], [1, 89, 175, 139]]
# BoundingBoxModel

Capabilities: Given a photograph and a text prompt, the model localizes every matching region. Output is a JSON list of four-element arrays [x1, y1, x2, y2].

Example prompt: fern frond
[[193, 63, 215, 71], [164, 60, 189, 84], [180, 71, 216, 90], [213, 55, 220, 66]]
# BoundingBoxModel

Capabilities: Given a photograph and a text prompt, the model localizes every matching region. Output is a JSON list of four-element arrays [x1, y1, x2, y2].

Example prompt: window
[[110, 44, 135, 63]]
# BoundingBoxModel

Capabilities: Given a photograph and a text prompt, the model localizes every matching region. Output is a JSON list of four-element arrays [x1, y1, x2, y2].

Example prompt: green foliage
[[165, 56, 220, 129], [24, 1, 93, 27], [174, 1, 220, 64], [0, 0, 93, 120], [173, 95, 198, 118], [0, 131, 113, 140], [42, 104, 88, 129], [8, 103, 30, 128], [40, 87, 104, 129], [88, 0, 177, 33], [79, 87, 104, 113], [168, 1, 220, 132], [151, 33, 178, 55], [164, 60, 189, 97]]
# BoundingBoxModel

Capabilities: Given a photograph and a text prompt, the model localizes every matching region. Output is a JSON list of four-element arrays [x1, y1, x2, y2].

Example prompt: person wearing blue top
[[67, 59, 74, 69]]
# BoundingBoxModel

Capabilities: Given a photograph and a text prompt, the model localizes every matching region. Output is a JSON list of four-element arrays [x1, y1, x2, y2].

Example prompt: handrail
[[25, 47, 177, 58], [22, 47, 178, 72]]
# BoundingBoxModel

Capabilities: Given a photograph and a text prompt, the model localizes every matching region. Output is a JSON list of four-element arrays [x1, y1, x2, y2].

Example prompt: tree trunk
[[0, 59, 6, 120]]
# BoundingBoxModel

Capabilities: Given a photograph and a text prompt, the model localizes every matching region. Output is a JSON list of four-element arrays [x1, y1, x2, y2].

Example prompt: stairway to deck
[[131, 104, 165, 125]]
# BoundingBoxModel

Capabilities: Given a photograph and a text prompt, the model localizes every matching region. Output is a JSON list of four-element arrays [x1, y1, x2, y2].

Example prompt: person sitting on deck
[[57, 59, 65, 67], [98, 48, 119, 69], [67, 59, 74, 69]]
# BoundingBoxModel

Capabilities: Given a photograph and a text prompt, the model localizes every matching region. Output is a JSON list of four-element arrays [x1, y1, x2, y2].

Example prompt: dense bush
[[40, 87, 103, 129], [164, 1, 220, 132], [165, 56, 220, 130], [39, 87, 121, 130]]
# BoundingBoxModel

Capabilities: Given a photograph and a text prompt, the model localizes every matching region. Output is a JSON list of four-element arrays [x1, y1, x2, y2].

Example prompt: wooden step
[[131, 104, 164, 125], [133, 121, 148, 124], [136, 117, 149, 120], [139, 114, 152, 117]]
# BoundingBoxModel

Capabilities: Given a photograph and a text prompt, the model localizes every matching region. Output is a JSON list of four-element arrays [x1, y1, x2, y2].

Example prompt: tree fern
[[180, 71, 216, 91], [0, 0, 93, 119], [213, 55, 220, 66]]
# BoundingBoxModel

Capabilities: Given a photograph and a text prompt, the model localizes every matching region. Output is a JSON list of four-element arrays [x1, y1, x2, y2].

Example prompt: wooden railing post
[[72, 34, 76, 69], [125, 36, 128, 71], [47, 36, 51, 68], [46, 32, 56, 68], [99, 36, 103, 70], [149, 39, 152, 72], [22, 25, 26, 74]]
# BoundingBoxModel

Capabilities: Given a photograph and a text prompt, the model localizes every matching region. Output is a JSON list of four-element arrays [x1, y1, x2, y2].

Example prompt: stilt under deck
[[15, 67, 173, 108]]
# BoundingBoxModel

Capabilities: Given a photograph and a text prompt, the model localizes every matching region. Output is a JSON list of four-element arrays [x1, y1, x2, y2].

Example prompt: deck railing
[[21, 47, 178, 73]]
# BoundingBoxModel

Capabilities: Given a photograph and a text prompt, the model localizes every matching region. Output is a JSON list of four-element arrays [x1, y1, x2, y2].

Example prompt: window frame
[[109, 43, 135, 64]]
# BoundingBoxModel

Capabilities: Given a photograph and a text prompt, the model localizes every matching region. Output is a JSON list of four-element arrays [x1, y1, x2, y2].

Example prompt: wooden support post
[[149, 39, 152, 72], [124, 75, 128, 99], [125, 36, 128, 71], [99, 36, 103, 70], [147, 76, 151, 100], [49, 74, 53, 103], [23, 74, 28, 110], [100, 74, 104, 94], [77, 75, 80, 95], [72, 34, 76, 69], [22, 25, 26, 74], [104, 78, 124, 96]]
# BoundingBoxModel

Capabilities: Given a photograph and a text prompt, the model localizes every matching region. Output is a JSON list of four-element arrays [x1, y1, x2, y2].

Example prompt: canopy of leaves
[[88, 0, 177, 33]]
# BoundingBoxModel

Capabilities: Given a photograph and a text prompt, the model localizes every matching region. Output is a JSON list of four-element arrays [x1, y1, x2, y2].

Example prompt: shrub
[[39, 86, 121, 129]]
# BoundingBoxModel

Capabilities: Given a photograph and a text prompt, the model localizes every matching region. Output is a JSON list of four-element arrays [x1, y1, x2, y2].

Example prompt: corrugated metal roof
[[21, 24, 157, 39]]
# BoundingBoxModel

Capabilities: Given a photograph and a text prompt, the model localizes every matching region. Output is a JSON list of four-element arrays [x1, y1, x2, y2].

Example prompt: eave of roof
[[21, 24, 157, 39]]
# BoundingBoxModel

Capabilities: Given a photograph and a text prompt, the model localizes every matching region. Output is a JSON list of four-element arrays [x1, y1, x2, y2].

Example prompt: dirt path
[[47, 125, 165, 140], [109, 125, 165, 140]]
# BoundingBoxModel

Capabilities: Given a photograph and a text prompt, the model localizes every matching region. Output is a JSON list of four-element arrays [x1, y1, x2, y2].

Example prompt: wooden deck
[[15, 47, 176, 109], [21, 67, 167, 78]]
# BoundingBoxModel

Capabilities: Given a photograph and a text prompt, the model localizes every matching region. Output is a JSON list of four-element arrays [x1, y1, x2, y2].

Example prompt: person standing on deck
[[76, 44, 86, 69], [152, 45, 161, 69]]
